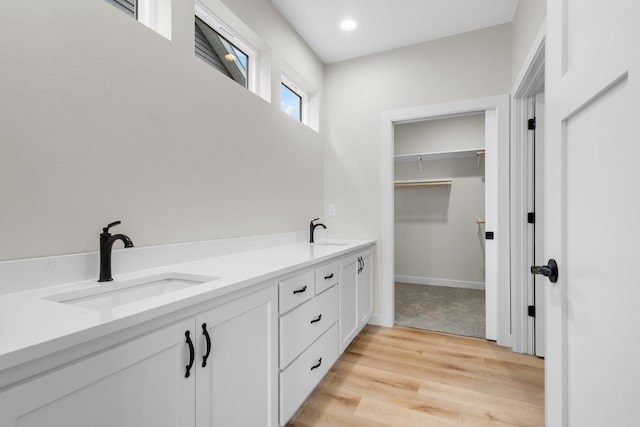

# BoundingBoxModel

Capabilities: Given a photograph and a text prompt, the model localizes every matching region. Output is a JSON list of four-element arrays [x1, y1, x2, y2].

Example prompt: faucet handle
[[102, 221, 122, 235], [311, 218, 320, 224]]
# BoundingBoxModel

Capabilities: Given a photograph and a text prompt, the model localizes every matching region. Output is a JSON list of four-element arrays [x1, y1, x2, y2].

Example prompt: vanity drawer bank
[[0, 238, 375, 427]]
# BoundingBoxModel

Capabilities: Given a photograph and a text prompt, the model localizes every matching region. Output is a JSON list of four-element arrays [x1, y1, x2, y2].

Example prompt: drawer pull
[[185, 331, 195, 378], [293, 285, 308, 295], [310, 314, 322, 324], [310, 358, 323, 371], [202, 323, 212, 368], [324, 273, 334, 280]]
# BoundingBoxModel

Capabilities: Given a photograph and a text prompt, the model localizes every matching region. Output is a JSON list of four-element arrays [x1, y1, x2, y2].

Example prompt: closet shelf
[[394, 179, 452, 188], [394, 147, 485, 162]]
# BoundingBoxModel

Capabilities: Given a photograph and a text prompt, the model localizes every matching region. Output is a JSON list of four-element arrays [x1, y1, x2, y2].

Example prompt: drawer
[[279, 269, 315, 314], [279, 323, 339, 426], [280, 285, 339, 369], [314, 261, 339, 294]]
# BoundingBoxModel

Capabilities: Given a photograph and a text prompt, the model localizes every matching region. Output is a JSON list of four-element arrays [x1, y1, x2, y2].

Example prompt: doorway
[[379, 95, 511, 346], [393, 113, 487, 338]]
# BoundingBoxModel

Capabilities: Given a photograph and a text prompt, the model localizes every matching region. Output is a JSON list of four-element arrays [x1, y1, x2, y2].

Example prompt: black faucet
[[99, 221, 134, 282], [309, 218, 327, 244]]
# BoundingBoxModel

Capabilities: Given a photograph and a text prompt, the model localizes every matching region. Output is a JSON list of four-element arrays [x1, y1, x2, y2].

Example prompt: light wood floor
[[288, 325, 544, 427]]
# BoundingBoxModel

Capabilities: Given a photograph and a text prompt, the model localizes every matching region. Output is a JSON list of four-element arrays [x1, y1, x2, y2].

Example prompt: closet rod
[[394, 179, 452, 188]]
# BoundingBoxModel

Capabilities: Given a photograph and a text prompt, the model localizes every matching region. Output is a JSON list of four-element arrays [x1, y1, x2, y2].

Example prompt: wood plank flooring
[[287, 325, 544, 427]]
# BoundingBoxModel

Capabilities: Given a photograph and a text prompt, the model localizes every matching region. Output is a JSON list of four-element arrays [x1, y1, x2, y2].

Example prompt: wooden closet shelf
[[394, 179, 452, 188]]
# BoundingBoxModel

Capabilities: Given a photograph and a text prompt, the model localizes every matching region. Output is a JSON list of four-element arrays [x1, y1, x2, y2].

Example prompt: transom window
[[280, 82, 302, 122], [195, 17, 248, 88]]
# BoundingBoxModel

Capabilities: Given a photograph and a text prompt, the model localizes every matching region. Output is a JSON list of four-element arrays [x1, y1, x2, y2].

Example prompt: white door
[[545, 1, 640, 425], [195, 286, 278, 427], [0, 318, 195, 427], [339, 254, 358, 352], [357, 251, 374, 327]]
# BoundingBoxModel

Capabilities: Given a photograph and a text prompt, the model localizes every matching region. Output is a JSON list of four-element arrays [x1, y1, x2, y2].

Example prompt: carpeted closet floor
[[395, 282, 486, 339]]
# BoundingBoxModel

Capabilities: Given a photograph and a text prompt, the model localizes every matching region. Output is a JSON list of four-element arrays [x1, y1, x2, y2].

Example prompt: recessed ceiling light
[[340, 19, 357, 32], [224, 53, 236, 62]]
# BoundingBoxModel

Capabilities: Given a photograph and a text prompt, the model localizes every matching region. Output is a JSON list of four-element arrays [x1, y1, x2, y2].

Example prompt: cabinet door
[[195, 285, 278, 427], [0, 318, 196, 427], [339, 255, 359, 353], [357, 250, 374, 328]]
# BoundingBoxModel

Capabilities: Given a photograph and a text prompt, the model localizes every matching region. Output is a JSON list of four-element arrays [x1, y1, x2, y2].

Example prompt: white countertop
[[0, 239, 374, 373]]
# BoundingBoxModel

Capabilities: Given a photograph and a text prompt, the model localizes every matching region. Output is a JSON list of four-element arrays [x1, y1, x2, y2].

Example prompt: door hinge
[[528, 305, 536, 317], [527, 212, 535, 224], [528, 118, 536, 130]]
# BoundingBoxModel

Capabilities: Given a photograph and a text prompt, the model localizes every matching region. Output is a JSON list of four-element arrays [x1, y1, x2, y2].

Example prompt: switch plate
[[328, 204, 336, 216]]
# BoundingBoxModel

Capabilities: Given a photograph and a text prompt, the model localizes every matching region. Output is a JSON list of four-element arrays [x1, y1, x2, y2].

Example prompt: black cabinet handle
[[310, 314, 322, 324], [324, 273, 334, 280], [185, 331, 195, 378], [202, 323, 212, 368], [293, 285, 308, 295], [310, 358, 322, 370]]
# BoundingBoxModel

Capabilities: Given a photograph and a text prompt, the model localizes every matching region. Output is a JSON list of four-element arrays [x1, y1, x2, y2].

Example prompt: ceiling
[[270, 0, 519, 64]]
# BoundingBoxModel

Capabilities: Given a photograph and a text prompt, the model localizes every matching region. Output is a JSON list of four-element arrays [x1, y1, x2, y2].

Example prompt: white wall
[[511, 0, 546, 80], [0, 0, 324, 261], [394, 114, 485, 284], [324, 24, 512, 315]]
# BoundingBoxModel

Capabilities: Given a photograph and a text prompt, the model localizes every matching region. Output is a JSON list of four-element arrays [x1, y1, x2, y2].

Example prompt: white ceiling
[[270, 0, 519, 64]]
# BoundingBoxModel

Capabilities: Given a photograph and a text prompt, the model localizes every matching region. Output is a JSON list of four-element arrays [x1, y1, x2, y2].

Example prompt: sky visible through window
[[281, 83, 301, 121]]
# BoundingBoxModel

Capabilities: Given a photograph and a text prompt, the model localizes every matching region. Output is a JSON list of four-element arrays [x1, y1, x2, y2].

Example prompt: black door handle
[[293, 285, 308, 295], [310, 358, 322, 370], [202, 323, 212, 368], [324, 273, 334, 280], [531, 259, 559, 283], [185, 331, 195, 378], [310, 314, 322, 324]]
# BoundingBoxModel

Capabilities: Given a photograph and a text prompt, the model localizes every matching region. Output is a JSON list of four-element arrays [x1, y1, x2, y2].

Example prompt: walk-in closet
[[394, 113, 487, 338]]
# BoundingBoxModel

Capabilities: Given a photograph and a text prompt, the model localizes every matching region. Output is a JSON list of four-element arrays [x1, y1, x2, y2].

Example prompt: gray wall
[[511, 0, 546, 80], [394, 114, 485, 284], [0, 0, 324, 260], [324, 23, 512, 314]]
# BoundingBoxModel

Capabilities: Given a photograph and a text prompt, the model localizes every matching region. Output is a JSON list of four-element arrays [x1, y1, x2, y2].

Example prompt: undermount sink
[[46, 272, 219, 310]]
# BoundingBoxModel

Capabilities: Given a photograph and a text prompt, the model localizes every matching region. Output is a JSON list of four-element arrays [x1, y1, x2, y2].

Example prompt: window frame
[[195, 3, 259, 94], [280, 74, 308, 124]]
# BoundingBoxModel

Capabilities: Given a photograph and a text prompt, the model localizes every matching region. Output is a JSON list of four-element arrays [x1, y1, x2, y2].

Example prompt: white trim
[[510, 20, 546, 355], [195, 2, 259, 95], [367, 313, 385, 326], [137, 0, 172, 40], [380, 95, 511, 346], [512, 19, 547, 96], [395, 276, 485, 290]]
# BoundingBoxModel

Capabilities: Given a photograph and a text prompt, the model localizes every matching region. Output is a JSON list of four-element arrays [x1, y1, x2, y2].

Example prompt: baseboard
[[395, 275, 485, 290], [368, 313, 387, 327]]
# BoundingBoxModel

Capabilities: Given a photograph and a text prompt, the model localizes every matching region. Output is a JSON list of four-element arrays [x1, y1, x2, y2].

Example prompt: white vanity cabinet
[[0, 317, 196, 427], [278, 264, 341, 426], [339, 248, 374, 353], [0, 285, 278, 427], [0, 242, 376, 427], [195, 286, 278, 427]]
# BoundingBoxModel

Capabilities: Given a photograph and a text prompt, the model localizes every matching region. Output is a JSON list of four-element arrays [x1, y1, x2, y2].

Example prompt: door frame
[[510, 20, 546, 354], [379, 94, 511, 346]]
